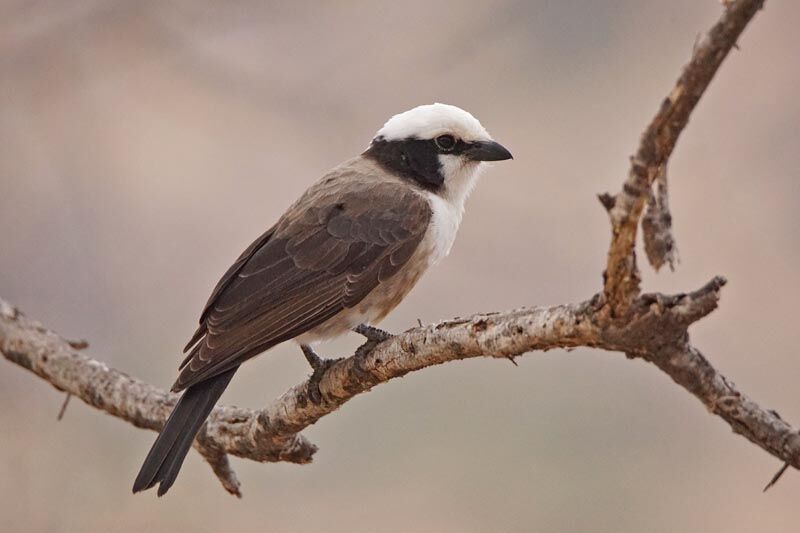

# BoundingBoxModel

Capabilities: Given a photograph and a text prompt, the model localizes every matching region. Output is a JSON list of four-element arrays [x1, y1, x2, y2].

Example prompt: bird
[[132, 103, 512, 496]]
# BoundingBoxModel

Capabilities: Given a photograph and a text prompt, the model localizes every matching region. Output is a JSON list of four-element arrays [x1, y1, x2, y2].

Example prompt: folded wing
[[174, 172, 431, 392]]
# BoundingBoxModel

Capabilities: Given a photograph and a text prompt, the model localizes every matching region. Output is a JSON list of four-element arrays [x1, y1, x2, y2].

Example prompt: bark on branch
[[2, 0, 785, 496]]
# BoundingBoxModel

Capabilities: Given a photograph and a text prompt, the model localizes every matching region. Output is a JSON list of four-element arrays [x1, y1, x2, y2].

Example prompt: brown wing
[[173, 169, 431, 392]]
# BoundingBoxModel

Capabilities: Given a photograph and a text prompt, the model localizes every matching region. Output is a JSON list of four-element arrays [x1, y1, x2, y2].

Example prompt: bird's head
[[364, 103, 512, 204]]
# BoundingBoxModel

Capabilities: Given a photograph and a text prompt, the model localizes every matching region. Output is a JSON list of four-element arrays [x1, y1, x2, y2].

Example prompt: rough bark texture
[[2, 0, 785, 496], [642, 165, 678, 271]]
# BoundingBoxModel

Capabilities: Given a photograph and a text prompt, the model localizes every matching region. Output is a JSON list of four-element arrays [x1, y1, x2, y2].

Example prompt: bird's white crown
[[375, 103, 491, 142]]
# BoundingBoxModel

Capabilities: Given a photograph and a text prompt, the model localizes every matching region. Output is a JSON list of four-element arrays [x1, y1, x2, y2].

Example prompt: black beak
[[465, 140, 513, 162]]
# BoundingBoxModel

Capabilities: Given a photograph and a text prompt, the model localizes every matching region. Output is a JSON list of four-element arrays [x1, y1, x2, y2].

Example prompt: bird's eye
[[435, 134, 457, 152]]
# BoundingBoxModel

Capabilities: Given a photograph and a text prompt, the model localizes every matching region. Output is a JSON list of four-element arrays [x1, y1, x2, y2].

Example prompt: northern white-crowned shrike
[[133, 103, 513, 496]]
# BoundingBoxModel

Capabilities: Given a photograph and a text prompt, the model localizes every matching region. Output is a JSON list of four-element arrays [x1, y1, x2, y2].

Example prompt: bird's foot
[[353, 324, 393, 343], [301, 345, 338, 405], [353, 324, 393, 359]]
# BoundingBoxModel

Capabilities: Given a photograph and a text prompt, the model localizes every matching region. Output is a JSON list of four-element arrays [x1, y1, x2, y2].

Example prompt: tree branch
[[4, 275, 797, 493], [2, 0, 785, 496], [0, 298, 316, 496], [599, 0, 765, 316]]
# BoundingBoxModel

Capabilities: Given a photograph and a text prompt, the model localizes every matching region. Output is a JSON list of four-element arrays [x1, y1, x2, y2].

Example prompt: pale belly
[[295, 235, 437, 345]]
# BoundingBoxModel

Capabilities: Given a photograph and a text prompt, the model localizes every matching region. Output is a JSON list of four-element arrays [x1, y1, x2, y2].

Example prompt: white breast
[[424, 191, 465, 265]]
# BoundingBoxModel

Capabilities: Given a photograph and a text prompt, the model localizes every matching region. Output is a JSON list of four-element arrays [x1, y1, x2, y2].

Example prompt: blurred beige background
[[1, 1, 798, 532]]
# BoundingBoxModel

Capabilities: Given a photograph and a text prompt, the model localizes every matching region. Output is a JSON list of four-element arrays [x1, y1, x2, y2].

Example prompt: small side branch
[[601, 0, 765, 316], [642, 344, 800, 473], [57, 393, 72, 421]]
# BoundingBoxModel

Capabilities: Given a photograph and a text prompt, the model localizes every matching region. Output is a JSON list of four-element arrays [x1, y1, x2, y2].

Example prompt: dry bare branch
[[600, 0, 765, 316]]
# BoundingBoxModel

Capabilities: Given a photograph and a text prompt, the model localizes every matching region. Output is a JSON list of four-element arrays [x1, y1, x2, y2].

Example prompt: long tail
[[132, 366, 238, 496]]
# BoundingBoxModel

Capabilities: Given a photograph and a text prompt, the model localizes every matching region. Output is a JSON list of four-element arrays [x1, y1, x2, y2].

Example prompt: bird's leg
[[353, 323, 392, 343], [300, 344, 324, 371], [300, 344, 337, 405]]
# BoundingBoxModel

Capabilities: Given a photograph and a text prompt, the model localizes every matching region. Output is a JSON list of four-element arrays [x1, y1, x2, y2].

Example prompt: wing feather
[[174, 168, 431, 391]]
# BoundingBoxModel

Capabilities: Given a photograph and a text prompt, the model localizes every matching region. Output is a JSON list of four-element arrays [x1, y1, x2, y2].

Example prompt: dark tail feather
[[132, 366, 238, 496]]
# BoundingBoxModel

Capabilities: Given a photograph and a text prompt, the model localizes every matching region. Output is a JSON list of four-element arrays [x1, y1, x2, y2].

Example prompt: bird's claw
[[301, 344, 337, 404], [353, 324, 393, 343], [304, 352, 338, 405]]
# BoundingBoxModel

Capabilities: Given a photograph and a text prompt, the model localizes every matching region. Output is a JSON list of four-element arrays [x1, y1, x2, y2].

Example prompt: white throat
[[423, 159, 485, 265]]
